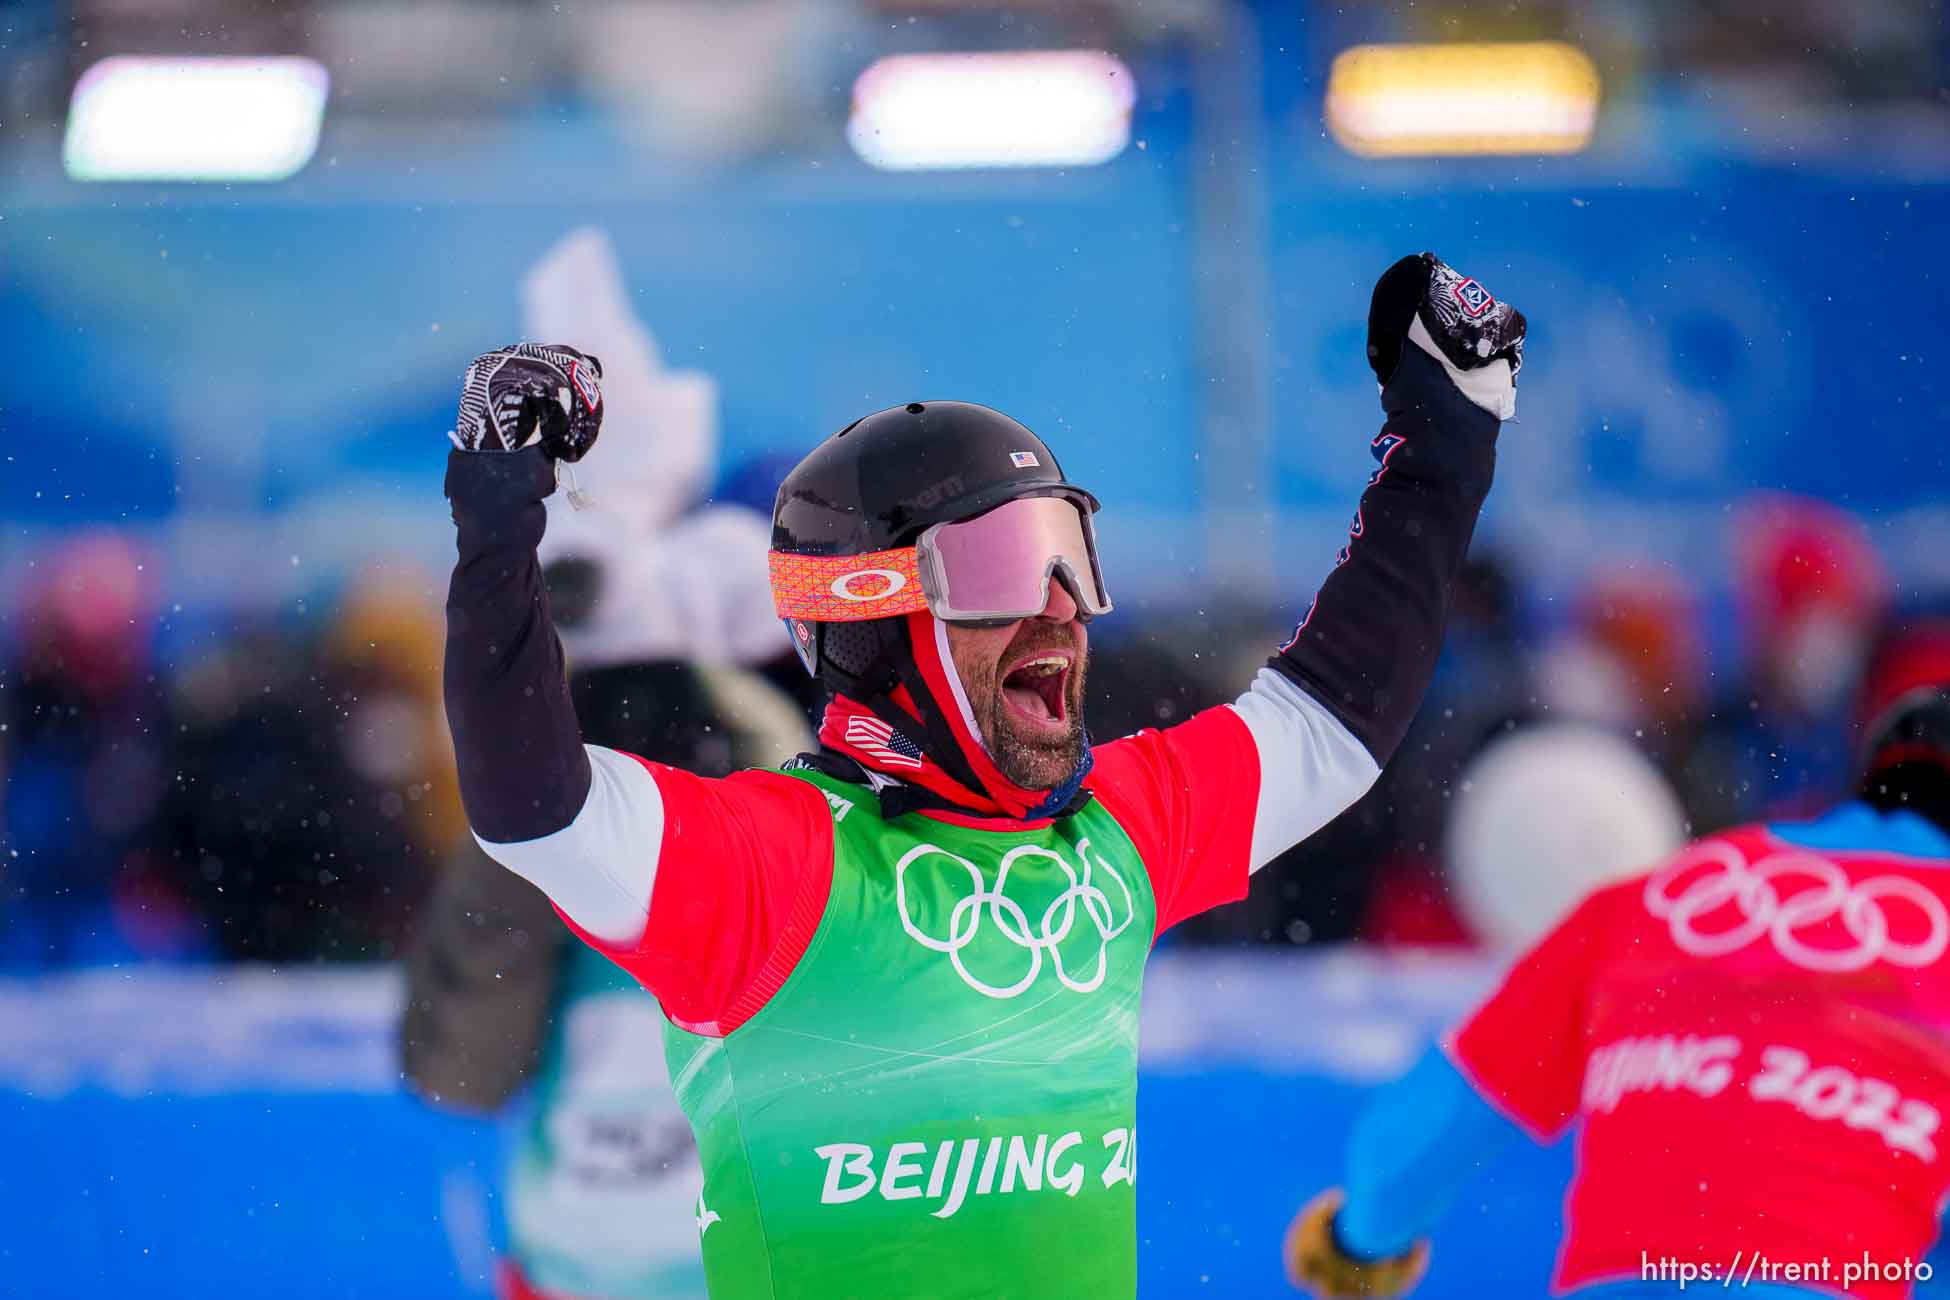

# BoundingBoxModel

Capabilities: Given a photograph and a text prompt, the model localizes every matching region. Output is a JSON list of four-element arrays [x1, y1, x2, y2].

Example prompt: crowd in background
[[2, 488, 1945, 971], [0, 545, 462, 966]]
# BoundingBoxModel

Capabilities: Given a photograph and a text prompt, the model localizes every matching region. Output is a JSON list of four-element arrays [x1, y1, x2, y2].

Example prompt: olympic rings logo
[[894, 837, 1137, 999], [1643, 841, 1950, 973]]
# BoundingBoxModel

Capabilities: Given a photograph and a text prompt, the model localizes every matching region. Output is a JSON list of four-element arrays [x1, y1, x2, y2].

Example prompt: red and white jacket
[[442, 333, 1506, 1035]]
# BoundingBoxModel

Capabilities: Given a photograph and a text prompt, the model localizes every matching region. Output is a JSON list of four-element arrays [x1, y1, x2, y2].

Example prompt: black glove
[[449, 343, 605, 462], [1367, 253, 1525, 419]]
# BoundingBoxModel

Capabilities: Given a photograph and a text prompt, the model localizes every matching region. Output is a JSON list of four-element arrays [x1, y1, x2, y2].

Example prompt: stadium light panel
[[64, 56, 330, 182], [1325, 42, 1600, 158], [848, 51, 1136, 171]]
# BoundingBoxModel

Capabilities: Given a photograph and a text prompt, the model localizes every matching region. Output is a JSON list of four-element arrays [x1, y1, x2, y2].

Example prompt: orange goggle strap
[[769, 546, 930, 622]]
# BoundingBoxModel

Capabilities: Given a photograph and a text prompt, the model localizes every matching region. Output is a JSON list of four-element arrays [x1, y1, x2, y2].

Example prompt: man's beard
[[963, 651, 1088, 791]]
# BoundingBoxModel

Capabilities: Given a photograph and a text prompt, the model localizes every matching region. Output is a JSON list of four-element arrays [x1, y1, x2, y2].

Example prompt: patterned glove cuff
[[1407, 313, 1517, 420]]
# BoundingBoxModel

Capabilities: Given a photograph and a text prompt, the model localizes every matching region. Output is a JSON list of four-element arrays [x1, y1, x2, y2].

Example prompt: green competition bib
[[663, 769, 1157, 1299]]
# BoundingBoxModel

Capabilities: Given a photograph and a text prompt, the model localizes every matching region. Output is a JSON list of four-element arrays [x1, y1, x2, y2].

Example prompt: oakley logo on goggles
[[769, 495, 1112, 624]]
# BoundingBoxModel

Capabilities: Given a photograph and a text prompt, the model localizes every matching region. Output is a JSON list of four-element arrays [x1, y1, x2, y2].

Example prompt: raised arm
[[444, 442, 593, 844], [441, 345, 830, 1034], [1092, 254, 1525, 925], [1269, 254, 1516, 748], [442, 343, 667, 950], [1238, 254, 1522, 864]]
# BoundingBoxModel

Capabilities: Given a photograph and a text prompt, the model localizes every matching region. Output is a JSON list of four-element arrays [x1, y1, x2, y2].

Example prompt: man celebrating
[[1285, 629, 1950, 1300], [443, 253, 1524, 1298]]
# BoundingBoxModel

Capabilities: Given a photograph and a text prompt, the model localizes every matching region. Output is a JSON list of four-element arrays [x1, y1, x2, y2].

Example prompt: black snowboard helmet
[[769, 400, 1104, 808], [1861, 685, 1950, 832], [1855, 618, 1950, 832], [771, 400, 1101, 688]]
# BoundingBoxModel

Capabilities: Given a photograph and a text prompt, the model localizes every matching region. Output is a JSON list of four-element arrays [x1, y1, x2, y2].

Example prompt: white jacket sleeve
[[473, 745, 666, 947], [1229, 667, 1382, 872]]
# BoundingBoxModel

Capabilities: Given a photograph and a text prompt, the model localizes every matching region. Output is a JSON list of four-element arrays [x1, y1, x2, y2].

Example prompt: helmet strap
[[809, 613, 1095, 820], [811, 616, 991, 801], [885, 654, 992, 799], [811, 618, 905, 700]]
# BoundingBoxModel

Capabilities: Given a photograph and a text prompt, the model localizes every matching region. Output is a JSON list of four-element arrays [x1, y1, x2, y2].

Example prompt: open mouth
[[1000, 652, 1071, 731]]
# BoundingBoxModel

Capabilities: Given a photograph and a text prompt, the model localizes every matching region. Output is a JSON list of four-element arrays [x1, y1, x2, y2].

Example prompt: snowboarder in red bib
[[443, 254, 1525, 1300], [1286, 625, 1950, 1300]]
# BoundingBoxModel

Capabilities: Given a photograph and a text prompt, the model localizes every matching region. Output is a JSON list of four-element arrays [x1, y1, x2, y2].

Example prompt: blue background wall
[[7, 137, 1947, 612]]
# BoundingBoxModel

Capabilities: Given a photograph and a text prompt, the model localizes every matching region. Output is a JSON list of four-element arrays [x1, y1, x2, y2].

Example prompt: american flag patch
[[1009, 451, 1041, 468], [568, 358, 602, 412], [844, 715, 926, 770]]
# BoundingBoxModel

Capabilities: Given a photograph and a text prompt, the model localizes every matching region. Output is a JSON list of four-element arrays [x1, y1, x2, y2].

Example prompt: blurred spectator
[[0, 532, 192, 968], [522, 225, 802, 694], [1538, 564, 1704, 744], [1169, 555, 1536, 948], [1687, 493, 1890, 824], [1537, 563, 1724, 827], [158, 568, 460, 961], [402, 224, 817, 1300], [1857, 612, 1950, 767]]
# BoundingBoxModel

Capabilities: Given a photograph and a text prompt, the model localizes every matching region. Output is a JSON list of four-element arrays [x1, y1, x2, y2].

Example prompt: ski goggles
[[769, 494, 1112, 624]]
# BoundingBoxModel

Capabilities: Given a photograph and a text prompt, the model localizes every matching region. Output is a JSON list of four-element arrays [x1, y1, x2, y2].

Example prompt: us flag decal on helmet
[[568, 358, 602, 412], [1009, 451, 1041, 468]]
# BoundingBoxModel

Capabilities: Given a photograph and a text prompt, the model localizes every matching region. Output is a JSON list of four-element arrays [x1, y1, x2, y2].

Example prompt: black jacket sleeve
[[1269, 344, 1499, 766], [443, 446, 592, 844]]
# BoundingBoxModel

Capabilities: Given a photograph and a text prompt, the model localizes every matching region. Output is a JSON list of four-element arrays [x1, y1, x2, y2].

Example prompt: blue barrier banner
[[0, 952, 1574, 1298]]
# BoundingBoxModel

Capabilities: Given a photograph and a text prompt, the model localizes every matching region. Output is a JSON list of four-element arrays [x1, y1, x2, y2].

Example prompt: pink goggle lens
[[918, 495, 1111, 622]]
